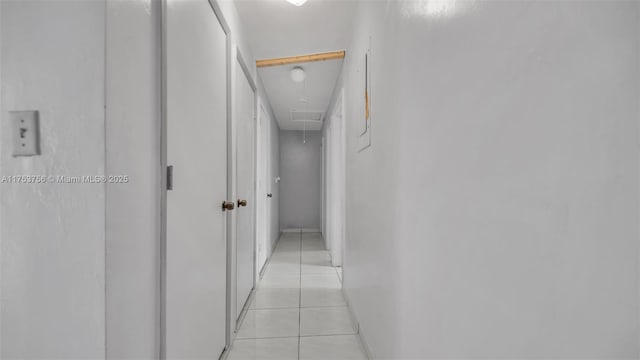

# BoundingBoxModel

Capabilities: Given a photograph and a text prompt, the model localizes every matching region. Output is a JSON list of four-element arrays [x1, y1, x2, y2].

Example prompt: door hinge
[[166, 165, 173, 190]]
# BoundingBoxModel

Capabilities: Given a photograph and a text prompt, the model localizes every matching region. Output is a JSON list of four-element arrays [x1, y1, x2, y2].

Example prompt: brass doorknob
[[222, 201, 235, 211], [238, 199, 248, 207]]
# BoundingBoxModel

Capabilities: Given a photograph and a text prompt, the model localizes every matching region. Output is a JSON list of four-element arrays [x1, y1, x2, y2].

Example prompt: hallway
[[1, 1, 640, 359], [227, 232, 367, 360]]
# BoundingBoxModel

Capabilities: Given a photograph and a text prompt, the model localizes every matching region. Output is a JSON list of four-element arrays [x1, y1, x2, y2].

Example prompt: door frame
[[159, 0, 232, 357], [326, 88, 345, 267], [256, 98, 271, 277], [233, 48, 258, 331], [321, 135, 326, 241]]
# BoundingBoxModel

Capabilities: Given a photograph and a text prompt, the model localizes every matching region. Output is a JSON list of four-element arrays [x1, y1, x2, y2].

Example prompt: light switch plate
[[10, 111, 40, 157]]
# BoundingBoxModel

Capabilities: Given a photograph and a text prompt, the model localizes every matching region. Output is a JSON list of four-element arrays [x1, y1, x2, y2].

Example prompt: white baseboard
[[281, 228, 321, 233], [357, 323, 374, 360], [259, 233, 281, 279], [342, 288, 373, 359]]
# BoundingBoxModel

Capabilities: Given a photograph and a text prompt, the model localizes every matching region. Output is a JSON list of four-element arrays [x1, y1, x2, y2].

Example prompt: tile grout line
[[234, 332, 359, 341], [252, 304, 349, 310], [231, 233, 364, 359]]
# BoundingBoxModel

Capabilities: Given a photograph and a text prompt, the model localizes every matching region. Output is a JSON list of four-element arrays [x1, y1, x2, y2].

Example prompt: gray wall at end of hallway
[[279, 130, 322, 230]]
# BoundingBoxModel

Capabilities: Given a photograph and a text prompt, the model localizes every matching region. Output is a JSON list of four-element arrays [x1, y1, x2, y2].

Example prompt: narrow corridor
[[227, 232, 367, 360]]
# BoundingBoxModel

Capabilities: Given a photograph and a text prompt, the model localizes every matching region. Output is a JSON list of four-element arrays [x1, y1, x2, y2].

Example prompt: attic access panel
[[290, 110, 324, 123]]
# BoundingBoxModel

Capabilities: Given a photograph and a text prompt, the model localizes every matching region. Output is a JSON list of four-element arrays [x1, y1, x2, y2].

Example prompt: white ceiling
[[258, 59, 342, 130], [234, 0, 358, 130]]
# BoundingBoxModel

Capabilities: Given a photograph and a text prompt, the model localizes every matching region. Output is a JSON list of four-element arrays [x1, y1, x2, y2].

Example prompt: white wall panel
[[327, 1, 640, 358], [0, 1, 106, 357], [106, 1, 161, 358]]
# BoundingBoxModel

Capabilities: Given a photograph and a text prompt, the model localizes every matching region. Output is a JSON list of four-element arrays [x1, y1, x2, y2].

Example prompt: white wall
[[0, 1, 106, 358], [328, 1, 640, 358], [105, 1, 161, 358], [279, 130, 322, 230], [0, 1, 162, 358], [0, 3, 3, 355]]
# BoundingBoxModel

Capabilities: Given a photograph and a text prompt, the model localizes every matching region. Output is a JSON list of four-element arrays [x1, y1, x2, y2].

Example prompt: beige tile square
[[236, 308, 300, 339], [301, 273, 341, 289], [300, 335, 367, 360], [228, 337, 299, 360], [300, 307, 357, 336], [251, 288, 300, 309], [259, 272, 300, 289], [301, 288, 346, 308]]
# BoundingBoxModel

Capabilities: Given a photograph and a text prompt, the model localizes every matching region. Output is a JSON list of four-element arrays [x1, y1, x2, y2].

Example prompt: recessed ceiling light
[[286, 0, 307, 6], [290, 66, 306, 83]]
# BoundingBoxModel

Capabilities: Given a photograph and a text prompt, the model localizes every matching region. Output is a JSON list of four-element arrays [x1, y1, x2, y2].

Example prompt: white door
[[329, 115, 344, 266], [236, 59, 256, 319], [256, 103, 271, 273], [325, 123, 333, 254], [321, 135, 326, 239], [325, 89, 345, 267], [327, 92, 346, 266], [165, 0, 228, 358]]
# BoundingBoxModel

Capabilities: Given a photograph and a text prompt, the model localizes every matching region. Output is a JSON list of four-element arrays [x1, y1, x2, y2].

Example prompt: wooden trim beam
[[256, 50, 345, 68]]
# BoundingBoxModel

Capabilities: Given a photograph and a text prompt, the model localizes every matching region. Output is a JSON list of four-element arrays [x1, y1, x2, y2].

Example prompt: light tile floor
[[227, 232, 368, 360]]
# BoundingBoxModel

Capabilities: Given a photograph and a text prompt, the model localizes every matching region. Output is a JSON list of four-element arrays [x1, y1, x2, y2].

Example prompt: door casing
[[256, 99, 271, 276], [233, 49, 258, 328], [325, 88, 346, 267]]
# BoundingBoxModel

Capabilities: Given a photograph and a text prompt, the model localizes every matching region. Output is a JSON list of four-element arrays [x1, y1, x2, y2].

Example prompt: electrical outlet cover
[[10, 110, 40, 157]]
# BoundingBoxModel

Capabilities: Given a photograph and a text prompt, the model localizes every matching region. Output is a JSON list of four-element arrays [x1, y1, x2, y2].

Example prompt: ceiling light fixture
[[290, 66, 306, 83], [286, 0, 307, 6]]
